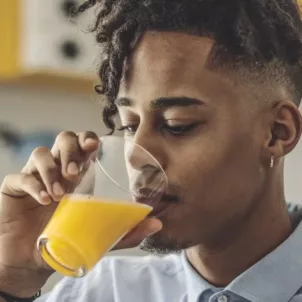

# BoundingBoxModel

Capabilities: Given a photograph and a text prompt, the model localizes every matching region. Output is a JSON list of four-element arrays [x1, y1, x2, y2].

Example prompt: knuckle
[[20, 173, 37, 187], [1, 174, 18, 192], [56, 131, 77, 143], [81, 131, 98, 140], [56, 132, 79, 158], [44, 165, 59, 179], [31, 146, 50, 160], [2, 174, 14, 185]]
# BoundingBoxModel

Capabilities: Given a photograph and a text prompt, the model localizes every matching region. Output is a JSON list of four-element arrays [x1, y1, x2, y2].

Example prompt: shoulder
[[91, 252, 185, 293], [40, 253, 185, 302], [290, 294, 302, 301], [80, 253, 184, 301], [290, 287, 302, 301], [95, 253, 186, 301], [97, 252, 184, 278]]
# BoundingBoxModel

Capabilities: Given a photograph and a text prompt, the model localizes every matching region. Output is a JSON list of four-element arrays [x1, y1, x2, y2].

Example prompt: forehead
[[118, 31, 237, 106], [129, 31, 213, 70]]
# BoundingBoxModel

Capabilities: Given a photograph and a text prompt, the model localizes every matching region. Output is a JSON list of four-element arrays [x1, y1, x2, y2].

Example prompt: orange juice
[[38, 195, 152, 277]]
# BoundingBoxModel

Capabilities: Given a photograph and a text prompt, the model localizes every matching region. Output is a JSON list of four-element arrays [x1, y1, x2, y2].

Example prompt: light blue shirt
[[37, 206, 302, 302]]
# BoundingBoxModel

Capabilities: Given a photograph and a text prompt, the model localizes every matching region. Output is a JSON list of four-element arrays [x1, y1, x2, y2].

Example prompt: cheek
[[161, 138, 263, 243], [166, 132, 263, 206]]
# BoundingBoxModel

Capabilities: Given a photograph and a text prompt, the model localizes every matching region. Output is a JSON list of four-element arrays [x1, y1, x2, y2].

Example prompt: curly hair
[[75, 0, 302, 133]]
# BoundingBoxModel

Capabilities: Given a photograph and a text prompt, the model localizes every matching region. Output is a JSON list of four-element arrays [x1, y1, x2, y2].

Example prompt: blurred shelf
[[0, 0, 99, 95], [0, 72, 98, 95]]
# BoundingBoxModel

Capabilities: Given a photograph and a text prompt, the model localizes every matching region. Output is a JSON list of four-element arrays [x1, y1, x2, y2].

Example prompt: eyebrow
[[115, 97, 205, 109]]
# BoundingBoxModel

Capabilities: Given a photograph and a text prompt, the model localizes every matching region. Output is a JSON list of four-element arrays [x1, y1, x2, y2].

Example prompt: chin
[[139, 231, 191, 255]]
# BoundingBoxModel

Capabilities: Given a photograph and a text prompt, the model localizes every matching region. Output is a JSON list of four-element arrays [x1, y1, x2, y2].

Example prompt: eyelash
[[118, 123, 199, 137]]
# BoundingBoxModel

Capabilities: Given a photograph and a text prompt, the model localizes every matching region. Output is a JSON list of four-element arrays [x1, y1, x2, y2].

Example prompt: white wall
[[284, 134, 302, 204], [0, 84, 302, 292], [0, 84, 105, 175]]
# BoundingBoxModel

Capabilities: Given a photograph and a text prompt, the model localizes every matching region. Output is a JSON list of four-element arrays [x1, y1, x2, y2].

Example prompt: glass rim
[[96, 135, 168, 196]]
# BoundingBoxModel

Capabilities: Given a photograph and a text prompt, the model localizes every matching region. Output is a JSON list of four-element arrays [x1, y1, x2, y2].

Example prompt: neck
[[186, 186, 292, 287]]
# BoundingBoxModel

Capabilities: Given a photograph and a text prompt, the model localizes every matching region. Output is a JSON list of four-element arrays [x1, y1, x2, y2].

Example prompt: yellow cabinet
[[0, 0, 98, 93], [0, 0, 19, 78]]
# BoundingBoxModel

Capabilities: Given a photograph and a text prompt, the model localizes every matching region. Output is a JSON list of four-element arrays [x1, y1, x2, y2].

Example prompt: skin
[[0, 30, 301, 298], [0, 132, 161, 298], [117, 31, 302, 285]]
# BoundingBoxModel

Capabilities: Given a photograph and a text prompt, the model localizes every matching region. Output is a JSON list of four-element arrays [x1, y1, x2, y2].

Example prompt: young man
[[1, 0, 302, 301]]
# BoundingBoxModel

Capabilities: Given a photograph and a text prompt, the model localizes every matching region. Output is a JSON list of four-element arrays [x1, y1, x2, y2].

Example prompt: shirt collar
[[181, 218, 302, 302], [182, 252, 216, 301], [227, 220, 302, 302]]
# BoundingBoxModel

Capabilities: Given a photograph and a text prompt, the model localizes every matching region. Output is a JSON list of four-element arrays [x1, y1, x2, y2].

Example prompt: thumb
[[114, 218, 163, 250]]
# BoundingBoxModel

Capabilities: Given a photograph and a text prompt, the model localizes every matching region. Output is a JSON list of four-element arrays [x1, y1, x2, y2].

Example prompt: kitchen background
[[1, 0, 301, 293]]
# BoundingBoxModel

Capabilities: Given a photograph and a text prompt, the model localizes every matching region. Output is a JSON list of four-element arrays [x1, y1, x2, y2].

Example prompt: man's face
[[117, 31, 269, 252]]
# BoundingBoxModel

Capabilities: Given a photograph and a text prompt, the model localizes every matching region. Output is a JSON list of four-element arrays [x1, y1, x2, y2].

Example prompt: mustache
[[128, 165, 181, 204], [132, 183, 180, 205]]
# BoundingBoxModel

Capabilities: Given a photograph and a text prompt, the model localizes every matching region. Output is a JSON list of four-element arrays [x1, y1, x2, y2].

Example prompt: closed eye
[[117, 125, 138, 135], [118, 122, 200, 136], [162, 123, 200, 136]]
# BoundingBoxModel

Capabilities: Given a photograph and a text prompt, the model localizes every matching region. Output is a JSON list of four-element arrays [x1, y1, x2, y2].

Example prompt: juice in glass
[[38, 194, 152, 277]]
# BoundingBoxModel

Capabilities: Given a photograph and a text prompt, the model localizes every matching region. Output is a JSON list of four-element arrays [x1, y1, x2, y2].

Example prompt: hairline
[[126, 29, 298, 108]]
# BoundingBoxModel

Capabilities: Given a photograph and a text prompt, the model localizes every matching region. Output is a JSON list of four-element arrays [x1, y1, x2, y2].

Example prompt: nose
[[124, 124, 167, 171], [125, 140, 159, 170], [124, 135, 167, 197], [125, 138, 162, 178]]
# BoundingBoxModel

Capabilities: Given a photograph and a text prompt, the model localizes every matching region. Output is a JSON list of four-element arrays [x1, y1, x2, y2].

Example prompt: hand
[[0, 131, 162, 297]]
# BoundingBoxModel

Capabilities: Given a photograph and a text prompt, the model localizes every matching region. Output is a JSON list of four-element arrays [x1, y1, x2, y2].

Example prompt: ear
[[266, 101, 302, 158]]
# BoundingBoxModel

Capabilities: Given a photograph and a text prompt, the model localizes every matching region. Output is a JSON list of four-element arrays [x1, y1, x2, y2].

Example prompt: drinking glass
[[37, 136, 168, 277]]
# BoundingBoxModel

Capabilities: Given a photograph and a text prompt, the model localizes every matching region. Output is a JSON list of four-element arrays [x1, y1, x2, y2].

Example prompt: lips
[[133, 187, 163, 205], [134, 197, 169, 217], [133, 188, 178, 218]]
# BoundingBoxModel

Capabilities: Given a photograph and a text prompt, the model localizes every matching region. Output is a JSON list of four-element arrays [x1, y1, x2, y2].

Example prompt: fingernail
[[53, 182, 64, 196], [39, 190, 51, 205], [67, 162, 79, 175]]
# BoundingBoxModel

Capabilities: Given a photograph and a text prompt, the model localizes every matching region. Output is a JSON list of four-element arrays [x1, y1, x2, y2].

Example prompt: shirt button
[[217, 295, 228, 302]]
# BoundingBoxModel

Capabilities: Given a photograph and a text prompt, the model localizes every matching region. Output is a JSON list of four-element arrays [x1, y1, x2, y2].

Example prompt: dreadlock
[[75, 0, 302, 133]]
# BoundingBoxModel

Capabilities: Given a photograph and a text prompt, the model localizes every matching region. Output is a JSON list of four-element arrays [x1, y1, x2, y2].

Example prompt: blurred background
[[0, 0, 149, 292], [0, 0, 302, 293]]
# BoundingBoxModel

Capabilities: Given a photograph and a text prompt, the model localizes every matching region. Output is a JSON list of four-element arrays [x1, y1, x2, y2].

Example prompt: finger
[[1, 173, 52, 205], [52, 131, 82, 181], [23, 147, 64, 201], [115, 218, 163, 249], [77, 131, 99, 154]]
